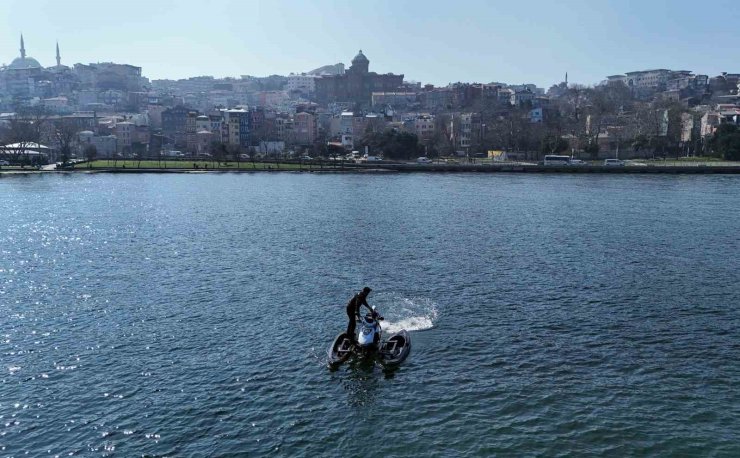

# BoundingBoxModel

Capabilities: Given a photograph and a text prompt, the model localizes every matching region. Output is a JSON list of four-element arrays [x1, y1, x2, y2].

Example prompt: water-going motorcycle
[[327, 306, 411, 368]]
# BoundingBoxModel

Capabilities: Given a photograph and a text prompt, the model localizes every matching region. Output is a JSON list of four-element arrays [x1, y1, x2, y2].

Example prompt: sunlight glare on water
[[0, 173, 739, 456]]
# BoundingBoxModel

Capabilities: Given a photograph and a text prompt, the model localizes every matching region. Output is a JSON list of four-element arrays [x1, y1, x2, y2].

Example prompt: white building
[[42, 96, 70, 112], [607, 69, 676, 89], [460, 114, 473, 150], [339, 112, 354, 148], [286, 74, 316, 95], [195, 115, 210, 132], [78, 131, 118, 158], [413, 114, 435, 141], [115, 122, 133, 153], [511, 90, 535, 107], [509, 84, 544, 95]]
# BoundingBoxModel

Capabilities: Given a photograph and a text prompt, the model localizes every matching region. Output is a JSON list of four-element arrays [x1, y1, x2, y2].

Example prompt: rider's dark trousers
[[346, 308, 356, 340]]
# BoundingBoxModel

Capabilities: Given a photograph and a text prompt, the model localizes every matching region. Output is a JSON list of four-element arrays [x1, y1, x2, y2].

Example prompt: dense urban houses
[[314, 51, 404, 106], [0, 35, 146, 114], [2, 35, 740, 163]]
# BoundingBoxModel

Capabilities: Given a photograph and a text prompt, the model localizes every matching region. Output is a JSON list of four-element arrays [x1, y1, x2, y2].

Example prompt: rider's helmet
[[362, 286, 372, 295]]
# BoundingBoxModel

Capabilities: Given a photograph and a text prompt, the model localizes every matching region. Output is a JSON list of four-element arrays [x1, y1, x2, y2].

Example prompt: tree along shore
[[4, 159, 740, 175]]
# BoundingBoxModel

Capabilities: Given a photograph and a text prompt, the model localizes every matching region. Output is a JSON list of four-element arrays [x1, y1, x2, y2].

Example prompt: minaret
[[20, 34, 26, 59], [56, 41, 61, 66]]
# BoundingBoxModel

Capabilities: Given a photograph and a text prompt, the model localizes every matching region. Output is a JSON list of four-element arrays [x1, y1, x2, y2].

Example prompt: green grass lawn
[[642, 156, 721, 162], [84, 160, 348, 170], [640, 157, 740, 166]]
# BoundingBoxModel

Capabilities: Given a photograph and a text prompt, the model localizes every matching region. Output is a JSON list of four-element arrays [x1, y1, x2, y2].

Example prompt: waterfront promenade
[[3, 160, 740, 175]]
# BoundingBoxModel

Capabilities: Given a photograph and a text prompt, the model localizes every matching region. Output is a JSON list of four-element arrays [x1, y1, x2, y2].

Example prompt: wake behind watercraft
[[328, 306, 411, 368]]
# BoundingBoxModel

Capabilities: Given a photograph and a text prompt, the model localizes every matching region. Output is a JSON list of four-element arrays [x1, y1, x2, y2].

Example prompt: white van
[[543, 155, 570, 165]]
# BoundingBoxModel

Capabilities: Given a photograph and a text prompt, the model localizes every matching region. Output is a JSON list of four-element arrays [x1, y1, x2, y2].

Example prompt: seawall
[[3, 163, 740, 175]]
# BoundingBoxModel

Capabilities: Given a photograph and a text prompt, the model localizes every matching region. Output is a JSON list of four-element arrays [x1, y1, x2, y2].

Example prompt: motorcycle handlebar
[[362, 311, 383, 321]]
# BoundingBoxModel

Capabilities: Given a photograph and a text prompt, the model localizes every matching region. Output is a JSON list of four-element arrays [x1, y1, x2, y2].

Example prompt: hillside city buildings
[[2, 34, 740, 163]]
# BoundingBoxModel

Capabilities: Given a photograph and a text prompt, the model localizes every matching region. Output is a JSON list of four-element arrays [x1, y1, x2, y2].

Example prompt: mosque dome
[[352, 50, 369, 64], [8, 56, 42, 70], [8, 35, 43, 70]]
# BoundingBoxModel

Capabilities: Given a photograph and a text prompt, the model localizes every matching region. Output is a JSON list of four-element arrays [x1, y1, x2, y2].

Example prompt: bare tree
[[1, 107, 49, 166], [83, 144, 98, 168], [428, 114, 454, 157], [2, 117, 37, 165], [625, 100, 689, 158], [52, 118, 80, 166], [573, 83, 632, 158]]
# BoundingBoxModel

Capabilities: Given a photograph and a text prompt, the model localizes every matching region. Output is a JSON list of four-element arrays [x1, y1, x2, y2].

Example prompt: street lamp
[[480, 123, 486, 161]]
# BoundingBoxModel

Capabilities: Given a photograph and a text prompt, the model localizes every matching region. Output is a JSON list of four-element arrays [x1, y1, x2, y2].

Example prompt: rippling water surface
[[1, 173, 739, 456]]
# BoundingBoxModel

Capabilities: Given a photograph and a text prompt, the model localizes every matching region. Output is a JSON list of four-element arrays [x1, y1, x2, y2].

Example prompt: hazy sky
[[2, 0, 738, 88]]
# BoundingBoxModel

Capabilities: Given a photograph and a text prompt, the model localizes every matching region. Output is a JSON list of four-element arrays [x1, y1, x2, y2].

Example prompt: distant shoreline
[[3, 162, 740, 175]]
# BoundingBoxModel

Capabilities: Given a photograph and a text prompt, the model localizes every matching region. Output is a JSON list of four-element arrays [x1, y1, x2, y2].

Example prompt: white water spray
[[378, 296, 438, 333]]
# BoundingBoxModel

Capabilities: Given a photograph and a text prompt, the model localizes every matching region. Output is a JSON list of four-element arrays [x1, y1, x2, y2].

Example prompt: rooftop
[[624, 69, 672, 75]]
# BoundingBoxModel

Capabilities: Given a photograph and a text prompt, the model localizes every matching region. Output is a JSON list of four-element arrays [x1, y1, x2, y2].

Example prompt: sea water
[[1, 173, 739, 456]]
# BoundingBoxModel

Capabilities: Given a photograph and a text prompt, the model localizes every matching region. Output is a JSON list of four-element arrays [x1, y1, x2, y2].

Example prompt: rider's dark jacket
[[346, 293, 370, 317]]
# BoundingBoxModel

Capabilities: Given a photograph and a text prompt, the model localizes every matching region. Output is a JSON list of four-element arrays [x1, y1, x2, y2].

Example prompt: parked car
[[0, 160, 10, 166], [604, 158, 625, 166], [625, 160, 647, 166], [569, 159, 587, 165], [416, 157, 432, 164], [300, 156, 312, 161]]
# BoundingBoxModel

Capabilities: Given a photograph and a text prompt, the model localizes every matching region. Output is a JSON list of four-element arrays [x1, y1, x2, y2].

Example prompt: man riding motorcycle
[[345, 286, 373, 345]]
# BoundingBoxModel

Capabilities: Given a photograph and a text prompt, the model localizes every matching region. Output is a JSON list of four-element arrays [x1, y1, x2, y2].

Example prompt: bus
[[543, 155, 571, 165]]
